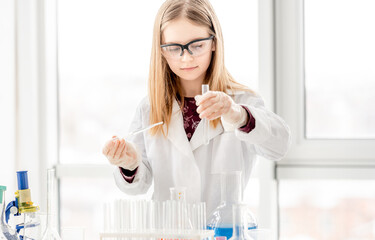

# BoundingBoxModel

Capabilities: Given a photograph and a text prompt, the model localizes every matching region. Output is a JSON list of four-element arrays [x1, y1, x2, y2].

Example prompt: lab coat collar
[[166, 99, 224, 157], [165, 99, 195, 160], [190, 116, 223, 151]]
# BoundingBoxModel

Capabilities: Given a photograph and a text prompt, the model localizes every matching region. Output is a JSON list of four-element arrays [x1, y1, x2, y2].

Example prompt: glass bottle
[[41, 169, 62, 240], [207, 171, 257, 240]]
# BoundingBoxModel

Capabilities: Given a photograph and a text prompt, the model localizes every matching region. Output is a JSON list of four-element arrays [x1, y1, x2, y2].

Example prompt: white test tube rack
[[99, 229, 214, 240], [99, 199, 214, 240]]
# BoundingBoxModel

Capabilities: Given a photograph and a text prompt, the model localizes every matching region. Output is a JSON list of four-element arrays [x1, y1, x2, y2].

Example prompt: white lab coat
[[114, 90, 291, 214]]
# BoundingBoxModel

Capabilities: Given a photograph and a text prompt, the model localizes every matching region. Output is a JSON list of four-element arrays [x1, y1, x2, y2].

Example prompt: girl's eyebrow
[[163, 36, 209, 45]]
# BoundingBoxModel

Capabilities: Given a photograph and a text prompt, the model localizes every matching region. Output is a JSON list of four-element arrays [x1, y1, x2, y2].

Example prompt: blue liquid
[[207, 226, 258, 240]]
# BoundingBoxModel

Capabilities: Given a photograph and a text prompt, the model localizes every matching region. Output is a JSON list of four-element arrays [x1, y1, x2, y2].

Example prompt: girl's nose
[[181, 49, 193, 62]]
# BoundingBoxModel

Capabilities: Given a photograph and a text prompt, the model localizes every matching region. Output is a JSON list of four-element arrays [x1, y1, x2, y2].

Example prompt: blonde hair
[[149, 0, 251, 136]]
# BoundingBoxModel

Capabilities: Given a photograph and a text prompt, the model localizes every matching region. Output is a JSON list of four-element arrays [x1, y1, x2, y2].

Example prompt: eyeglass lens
[[161, 38, 213, 58]]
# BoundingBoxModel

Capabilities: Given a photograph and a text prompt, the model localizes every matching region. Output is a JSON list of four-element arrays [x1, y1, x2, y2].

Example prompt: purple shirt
[[120, 97, 256, 182]]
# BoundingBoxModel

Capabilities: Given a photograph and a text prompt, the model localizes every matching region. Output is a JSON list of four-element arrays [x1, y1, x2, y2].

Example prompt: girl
[[102, 0, 291, 215]]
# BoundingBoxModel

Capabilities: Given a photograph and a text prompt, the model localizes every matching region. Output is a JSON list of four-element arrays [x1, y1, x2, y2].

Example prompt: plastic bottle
[[206, 172, 257, 240]]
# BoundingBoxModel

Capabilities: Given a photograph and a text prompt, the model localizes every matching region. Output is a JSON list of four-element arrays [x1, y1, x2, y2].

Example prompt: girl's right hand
[[102, 136, 140, 171]]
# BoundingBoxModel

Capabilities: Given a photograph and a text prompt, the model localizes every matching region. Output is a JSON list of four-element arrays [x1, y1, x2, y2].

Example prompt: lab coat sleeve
[[113, 98, 153, 195], [234, 93, 292, 161]]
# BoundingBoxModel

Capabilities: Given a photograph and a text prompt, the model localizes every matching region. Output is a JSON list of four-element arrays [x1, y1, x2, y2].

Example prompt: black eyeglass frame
[[160, 35, 214, 56]]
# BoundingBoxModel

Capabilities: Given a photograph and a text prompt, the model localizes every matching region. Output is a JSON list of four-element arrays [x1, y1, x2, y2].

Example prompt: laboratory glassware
[[168, 187, 194, 232], [5, 171, 40, 240], [202, 84, 210, 145], [41, 169, 62, 240], [23, 212, 42, 240], [169, 187, 187, 201], [228, 204, 254, 240], [1, 185, 18, 240], [125, 121, 163, 139], [247, 228, 274, 240], [61, 227, 85, 240], [206, 171, 257, 240]]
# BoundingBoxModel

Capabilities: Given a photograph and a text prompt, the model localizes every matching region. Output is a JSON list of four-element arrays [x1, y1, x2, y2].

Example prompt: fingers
[[108, 139, 121, 159], [196, 92, 219, 113], [102, 139, 114, 156], [113, 139, 126, 160], [195, 91, 216, 106], [196, 92, 232, 120], [200, 101, 228, 120]]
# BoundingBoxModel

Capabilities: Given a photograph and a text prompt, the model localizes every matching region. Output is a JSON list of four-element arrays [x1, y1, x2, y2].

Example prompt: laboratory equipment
[[247, 229, 274, 240], [202, 84, 210, 145], [41, 168, 62, 240], [5, 171, 40, 240], [169, 187, 186, 201], [1, 185, 18, 240], [125, 121, 164, 138], [169, 187, 194, 231], [100, 187, 212, 240], [229, 204, 253, 240], [206, 172, 257, 240], [60, 227, 85, 240]]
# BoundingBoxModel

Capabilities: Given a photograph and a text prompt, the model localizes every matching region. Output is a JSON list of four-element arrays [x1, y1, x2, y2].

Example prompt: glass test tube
[[202, 84, 210, 145]]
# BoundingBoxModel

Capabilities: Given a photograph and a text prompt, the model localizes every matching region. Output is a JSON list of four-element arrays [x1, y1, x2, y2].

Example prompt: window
[[276, 0, 375, 239], [0, 0, 16, 191], [305, 0, 375, 139], [279, 180, 375, 240], [275, 0, 375, 163]]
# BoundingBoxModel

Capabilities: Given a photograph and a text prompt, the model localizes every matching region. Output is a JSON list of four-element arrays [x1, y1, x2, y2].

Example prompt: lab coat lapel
[[166, 100, 195, 160], [190, 117, 224, 151]]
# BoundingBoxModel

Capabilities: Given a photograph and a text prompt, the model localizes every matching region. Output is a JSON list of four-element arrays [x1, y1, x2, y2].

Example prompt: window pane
[[305, 0, 375, 139], [58, 0, 164, 164], [279, 180, 375, 240], [0, 0, 16, 192]]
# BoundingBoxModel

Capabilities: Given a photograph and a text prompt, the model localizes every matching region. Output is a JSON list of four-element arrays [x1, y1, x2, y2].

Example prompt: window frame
[[275, 0, 375, 172]]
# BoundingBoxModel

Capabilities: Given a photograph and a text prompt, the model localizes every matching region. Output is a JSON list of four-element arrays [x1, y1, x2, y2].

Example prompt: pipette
[[202, 84, 209, 145], [125, 121, 164, 138]]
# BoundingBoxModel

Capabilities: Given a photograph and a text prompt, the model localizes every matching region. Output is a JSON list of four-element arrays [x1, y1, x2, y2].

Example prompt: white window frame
[[275, 0, 375, 178], [9, 0, 60, 211]]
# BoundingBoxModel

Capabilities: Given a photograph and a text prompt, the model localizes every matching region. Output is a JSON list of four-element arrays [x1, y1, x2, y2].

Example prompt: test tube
[[202, 84, 210, 145]]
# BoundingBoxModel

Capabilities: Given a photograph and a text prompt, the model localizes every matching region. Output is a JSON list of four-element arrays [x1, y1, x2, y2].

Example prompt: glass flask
[[207, 171, 257, 240], [41, 169, 62, 240], [229, 204, 254, 240], [23, 212, 42, 240]]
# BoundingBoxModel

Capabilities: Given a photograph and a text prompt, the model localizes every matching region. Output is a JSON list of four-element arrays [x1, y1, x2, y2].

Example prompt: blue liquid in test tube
[[202, 84, 209, 145]]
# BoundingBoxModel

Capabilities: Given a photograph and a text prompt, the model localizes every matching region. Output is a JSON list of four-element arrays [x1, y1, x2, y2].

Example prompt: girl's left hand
[[195, 91, 247, 126]]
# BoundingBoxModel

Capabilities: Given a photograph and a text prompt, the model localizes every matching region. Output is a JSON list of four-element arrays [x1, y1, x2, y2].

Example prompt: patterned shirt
[[182, 97, 201, 141]]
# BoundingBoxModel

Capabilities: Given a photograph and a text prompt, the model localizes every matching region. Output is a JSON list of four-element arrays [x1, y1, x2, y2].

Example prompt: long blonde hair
[[149, 0, 251, 136]]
